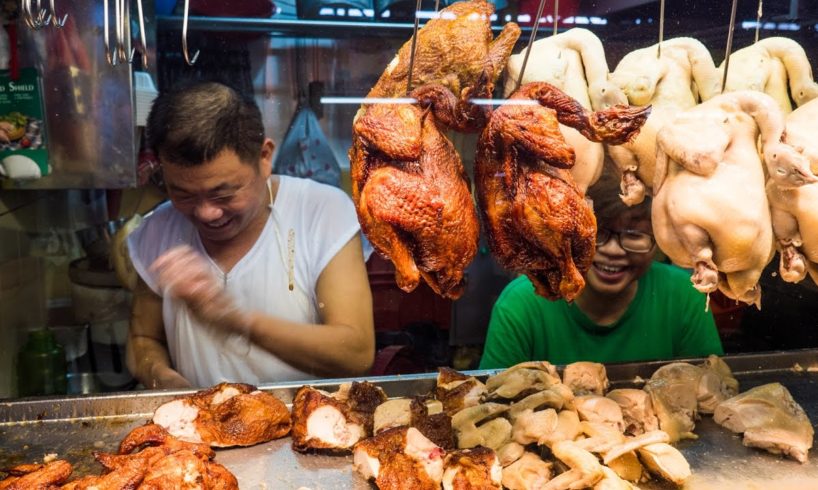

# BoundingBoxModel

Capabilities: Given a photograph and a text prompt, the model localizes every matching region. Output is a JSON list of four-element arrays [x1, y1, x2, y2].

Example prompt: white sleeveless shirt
[[128, 175, 361, 387]]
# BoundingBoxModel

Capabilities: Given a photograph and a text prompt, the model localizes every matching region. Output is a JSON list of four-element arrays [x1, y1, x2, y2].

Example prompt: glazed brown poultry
[[442, 447, 502, 490], [475, 82, 650, 300], [353, 426, 446, 490], [291, 385, 367, 453], [350, 84, 486, 298], [151, 382, 291, 447], [137, 450, 238, 490], [0, 460, 72, 490], [366, 0, 520, 100], [118, 424, 216, 458]]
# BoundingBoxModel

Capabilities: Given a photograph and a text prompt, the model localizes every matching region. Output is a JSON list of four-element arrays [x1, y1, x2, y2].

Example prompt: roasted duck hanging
[[476, 82, 650, 301]]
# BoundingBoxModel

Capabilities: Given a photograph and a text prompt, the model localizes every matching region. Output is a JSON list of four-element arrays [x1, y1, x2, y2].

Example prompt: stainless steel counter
[[3, 349, 818, 489]]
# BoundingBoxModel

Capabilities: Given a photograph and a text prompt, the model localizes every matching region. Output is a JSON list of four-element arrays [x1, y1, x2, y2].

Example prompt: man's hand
[[149, 245, 248, 333], [149, 364, 192, 389]]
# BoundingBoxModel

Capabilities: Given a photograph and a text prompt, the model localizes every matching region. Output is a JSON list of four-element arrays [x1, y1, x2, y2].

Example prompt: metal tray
[[3, 349, 818, 489]]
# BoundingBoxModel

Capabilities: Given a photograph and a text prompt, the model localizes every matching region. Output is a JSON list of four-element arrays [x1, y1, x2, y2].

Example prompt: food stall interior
[[1, 0, 818, 487]]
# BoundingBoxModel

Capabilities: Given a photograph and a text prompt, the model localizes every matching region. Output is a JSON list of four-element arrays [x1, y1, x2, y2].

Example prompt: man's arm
[[243, 234, 375, 377], [126, 278, 191, 389]]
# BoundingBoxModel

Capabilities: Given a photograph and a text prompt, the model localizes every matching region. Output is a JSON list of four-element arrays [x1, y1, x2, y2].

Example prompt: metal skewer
[[552, 0, 559, 36], [721, 0, 739, 94], [657, 0, 665, 58], [755, 0, 763, 43], [515, 0, 549, 91], [405, 0, 424, 95]]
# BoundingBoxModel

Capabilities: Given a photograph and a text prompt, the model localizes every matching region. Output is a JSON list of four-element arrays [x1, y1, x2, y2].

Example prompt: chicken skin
[[291, 385, 367, 453], [476, 82, 650, 300], [366, 0, 520, 100], [138, 450, 238, 490], [151, 382, 291, 447], [353, 426, 445, 490], [0, 460, 72, 490], [350, 84, 486, 298]]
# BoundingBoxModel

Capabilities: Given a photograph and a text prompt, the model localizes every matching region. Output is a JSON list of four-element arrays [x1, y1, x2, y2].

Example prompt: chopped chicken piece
[[714, 382, 814, 463], [437, 367, 488, 416], [502, 452, 554, 490], [593, 466, 641, 490], [138, 449, 238, 490], [496, 442, 526, 467], [452, 403, 513, 450], [606, 389, 659, 436], [539, 410, 583, 448], [0, 460, 72, 489], [152, 382, 291, 447], [118, 424, 216, 459], [543, 441, 605, 490], [572, 395, 625, 432], [602, 431, 672, 464], [605, 452, 643, 483], [636, 442, 691, 485], [563, 362, 609, 395], [291, 386, 366, 453], [333, 381, 388, 435], [698, 355, 739, 413], [485, 362, 562, 401], [374, 398, 413, 434], [353, 427, 445, 490], [644, 364, 700, 441], [61, 453, 149, 490], [509, 388, 574, 423], [512, 408, 558, 445], [442, 447, 502, 489]]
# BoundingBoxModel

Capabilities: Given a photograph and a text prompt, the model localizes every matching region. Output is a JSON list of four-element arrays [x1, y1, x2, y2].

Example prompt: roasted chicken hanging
[[504, 28, 618, 192], [350, 0, 519, 299], [652, 90, 815, 306], [475, 82, 650, 301]]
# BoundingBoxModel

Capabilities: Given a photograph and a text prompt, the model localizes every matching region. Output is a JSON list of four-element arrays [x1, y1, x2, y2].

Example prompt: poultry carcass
[[652, 90, 816, 306], [606, 37, 721, 205], [719, 37, 818, 114], [350, 83, 485, 298], [365, 0, 520, 100], [768, 97, 818, 285], [353, 426, 446, 490], [475, 82, 650, 301], [0, 460, 72, 490], [714, 382, 814, 463], [151, 382, 291, 447], [504, 28, 618, 192]]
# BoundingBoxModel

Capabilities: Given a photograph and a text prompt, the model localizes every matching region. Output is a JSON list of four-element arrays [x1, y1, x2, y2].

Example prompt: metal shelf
[[156, 14, 542, 38]]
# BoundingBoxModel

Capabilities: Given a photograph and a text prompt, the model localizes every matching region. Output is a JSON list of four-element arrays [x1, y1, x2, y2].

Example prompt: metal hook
[[48, 0, 68, 27], [23, 0, 49, 30], [405, 0, 423, 95], [104, 0, 116, 65], [657, 0, 665, 58], [516, 0, 548, 91], [131, 0, 149, 68], [182, 0, 200, 65], [115, 0, 129, 64], [552, 0, 559, 36], [754, 0, 763, 43], [721, 0, 739, 94]]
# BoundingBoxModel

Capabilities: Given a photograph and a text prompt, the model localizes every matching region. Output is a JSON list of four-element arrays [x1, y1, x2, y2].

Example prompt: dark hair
[[586, 157, 652, 226], [146, 80, 265, 167]]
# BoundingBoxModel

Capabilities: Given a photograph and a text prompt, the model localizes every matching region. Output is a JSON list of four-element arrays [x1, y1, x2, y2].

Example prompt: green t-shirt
[[479, 262, 724, 369]]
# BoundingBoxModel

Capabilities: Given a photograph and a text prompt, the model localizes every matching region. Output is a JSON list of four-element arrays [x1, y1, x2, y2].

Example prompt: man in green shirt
[[480, 166, 723, 369]]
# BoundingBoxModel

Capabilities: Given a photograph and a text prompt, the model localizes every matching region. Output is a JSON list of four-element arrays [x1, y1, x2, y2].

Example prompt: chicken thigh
[[652, 90, 814, 306], [607, 37, 720, 205], [504, 28, 616, 192], [475, 82, 650, 300]]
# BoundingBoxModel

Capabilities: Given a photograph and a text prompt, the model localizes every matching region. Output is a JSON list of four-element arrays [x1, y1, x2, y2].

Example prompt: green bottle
[[16, 328, 68, 397]]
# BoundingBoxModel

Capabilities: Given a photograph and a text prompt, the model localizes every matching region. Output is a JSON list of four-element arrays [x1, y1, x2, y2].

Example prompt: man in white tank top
[[126, 81, 375, 388]]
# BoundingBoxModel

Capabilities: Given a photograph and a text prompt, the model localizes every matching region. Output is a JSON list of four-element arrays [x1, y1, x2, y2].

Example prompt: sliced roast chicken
[[485, 361, 563, 401], [290, 385, 367, 453], [714, 382, 814, 463], [437, 367, 487, 416], [442, 447, 502, 490], [151, 382, 291, 447], [353, 426, 445, 490]]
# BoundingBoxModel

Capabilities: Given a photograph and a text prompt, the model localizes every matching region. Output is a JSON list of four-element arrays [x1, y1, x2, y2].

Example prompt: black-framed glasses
[[596, 228, 655, 253]]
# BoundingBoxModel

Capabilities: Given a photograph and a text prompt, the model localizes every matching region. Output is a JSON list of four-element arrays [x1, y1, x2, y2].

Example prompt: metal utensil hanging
[[721, 0, 739, 94], [515, 0, 549, 91], [405, 0, 424, 95], [657, 0, 665, 58]]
